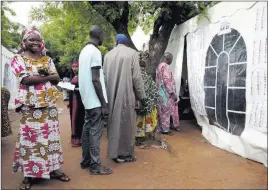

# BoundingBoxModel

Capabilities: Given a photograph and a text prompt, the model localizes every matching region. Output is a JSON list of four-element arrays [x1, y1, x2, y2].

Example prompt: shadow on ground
[[2, 99, 267, 189]]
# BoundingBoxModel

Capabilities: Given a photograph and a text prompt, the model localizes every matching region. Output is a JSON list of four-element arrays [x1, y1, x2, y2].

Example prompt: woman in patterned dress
[[1, 87, 12, 137], [135, 51, 159, 146], [11, 28, 70, 190], [156, 52, 180, 136], [67, 61, 85, 147]]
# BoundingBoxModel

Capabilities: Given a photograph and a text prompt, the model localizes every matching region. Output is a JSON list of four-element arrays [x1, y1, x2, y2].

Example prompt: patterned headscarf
[[72, 62, 79, 66], [115, 34, 128, 45], [19, 28, 46, 55]]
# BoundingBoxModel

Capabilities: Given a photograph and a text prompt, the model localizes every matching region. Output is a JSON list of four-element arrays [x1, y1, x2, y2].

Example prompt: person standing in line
[[11, 28, 70, 190], [103, 34, 146, 163], [1, 87, 12, 138], [135, 51, 159, 147], [67, 61, 85, 147], [156, 52, 180, 136], [78, 25, 112, 175]]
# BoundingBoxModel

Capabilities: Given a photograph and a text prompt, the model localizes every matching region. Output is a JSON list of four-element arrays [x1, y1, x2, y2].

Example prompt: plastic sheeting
[[165, 36, 185, 100], [1, 46, 18, 109], [204, 28, 247, 136], [166, 2, 267, 166]]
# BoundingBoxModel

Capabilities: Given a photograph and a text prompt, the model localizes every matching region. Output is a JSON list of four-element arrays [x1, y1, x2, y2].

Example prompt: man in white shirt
[[78, 25, 112, 175]]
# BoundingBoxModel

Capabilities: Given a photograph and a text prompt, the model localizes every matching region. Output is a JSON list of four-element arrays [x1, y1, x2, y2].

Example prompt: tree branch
[[120, 2, 129, 25], [88, 1, 137, 51]]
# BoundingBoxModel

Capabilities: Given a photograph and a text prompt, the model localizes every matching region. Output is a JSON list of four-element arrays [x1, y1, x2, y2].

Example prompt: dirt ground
[[2, 99, 267, 189]]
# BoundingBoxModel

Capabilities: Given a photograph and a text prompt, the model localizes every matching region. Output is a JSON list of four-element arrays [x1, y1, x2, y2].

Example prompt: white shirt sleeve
[[90, 49, 102, 68]]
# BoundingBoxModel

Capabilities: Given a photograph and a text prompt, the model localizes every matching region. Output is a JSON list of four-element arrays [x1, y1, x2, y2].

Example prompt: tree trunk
[[89, 1, 192, 78], [113, 22, 137, 51], [89, 1, 137, 51], [147, 7, 178, 79], [147, 25, 175, 79]]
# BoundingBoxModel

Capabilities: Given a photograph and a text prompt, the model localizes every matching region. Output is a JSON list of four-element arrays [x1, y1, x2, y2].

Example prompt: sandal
[[113, 158, 125, 163], [20, 177, 32, 190], [170, 126, 180, 131], [80, 163, 90, 169], [71, 143, 81, 147], [124, 156, 137, 163], [160, 131, 175, 136], [113, 156, 136, 163], [50, 171, 71, 182], [90, 166, 113, 175], [137, 144, 149, 149]]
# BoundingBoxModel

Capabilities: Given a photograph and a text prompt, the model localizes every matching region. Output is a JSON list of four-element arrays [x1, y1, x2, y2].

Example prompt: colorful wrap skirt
[[13, 106, 63, 179], [136, 107, 158, 137]]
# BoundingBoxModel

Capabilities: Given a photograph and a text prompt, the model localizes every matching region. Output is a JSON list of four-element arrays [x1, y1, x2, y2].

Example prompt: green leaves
[[1, 2, 22, 52], [128, 1, 159, 35], [30, 1, 115, 68], [27, 0, 219, 72]]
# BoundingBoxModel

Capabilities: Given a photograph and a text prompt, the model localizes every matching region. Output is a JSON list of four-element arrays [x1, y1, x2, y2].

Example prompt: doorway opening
[[178, 35, 196, 121]]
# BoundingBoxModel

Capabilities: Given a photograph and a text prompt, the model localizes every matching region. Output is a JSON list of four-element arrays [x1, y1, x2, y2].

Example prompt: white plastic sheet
[[167, 2, 267, 166], [165, 36, 185, 101], [1, 46, 18, 109]]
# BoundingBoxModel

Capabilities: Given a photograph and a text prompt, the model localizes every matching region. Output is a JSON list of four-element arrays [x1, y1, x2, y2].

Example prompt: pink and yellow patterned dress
[[156, 62, 179, 133], [11, 54, 63, 179]]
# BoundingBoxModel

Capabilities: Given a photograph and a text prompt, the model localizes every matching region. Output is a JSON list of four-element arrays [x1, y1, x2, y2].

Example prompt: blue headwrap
[[115, 34, 128, 45]]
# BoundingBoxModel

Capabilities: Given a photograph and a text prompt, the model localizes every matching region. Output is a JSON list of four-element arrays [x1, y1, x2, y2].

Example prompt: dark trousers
[[80, 107, 103, 171]]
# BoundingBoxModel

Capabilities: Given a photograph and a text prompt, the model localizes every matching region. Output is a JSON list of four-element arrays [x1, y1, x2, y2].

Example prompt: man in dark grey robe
[[103, 34, 146, 163]]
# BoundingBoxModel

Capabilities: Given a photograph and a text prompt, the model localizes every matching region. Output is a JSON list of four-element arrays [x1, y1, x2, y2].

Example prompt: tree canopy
[[94, 1, 218, 77], [1, 2, 24, 52], [29, 1, 218, 77], [30, 2, 116, 67]]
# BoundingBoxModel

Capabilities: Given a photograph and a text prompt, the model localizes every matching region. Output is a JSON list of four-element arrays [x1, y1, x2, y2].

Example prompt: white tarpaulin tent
[[166, 2, 267, 166], [1, 46, 18, 109]]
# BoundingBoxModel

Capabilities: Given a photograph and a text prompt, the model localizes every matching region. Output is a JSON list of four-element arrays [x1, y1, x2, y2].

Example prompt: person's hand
[[47, 74, 59, 85], [101, 104, 109, 119], [135, 100, 141, 110], [48, 74, 59, 81], [171, 93, 177, 102], [135, 100, 140, 109], [38, 68, 49, 76]]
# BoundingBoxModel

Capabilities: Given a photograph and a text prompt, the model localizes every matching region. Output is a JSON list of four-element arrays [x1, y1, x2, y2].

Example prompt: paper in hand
[[57, 81, 75, 91]]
